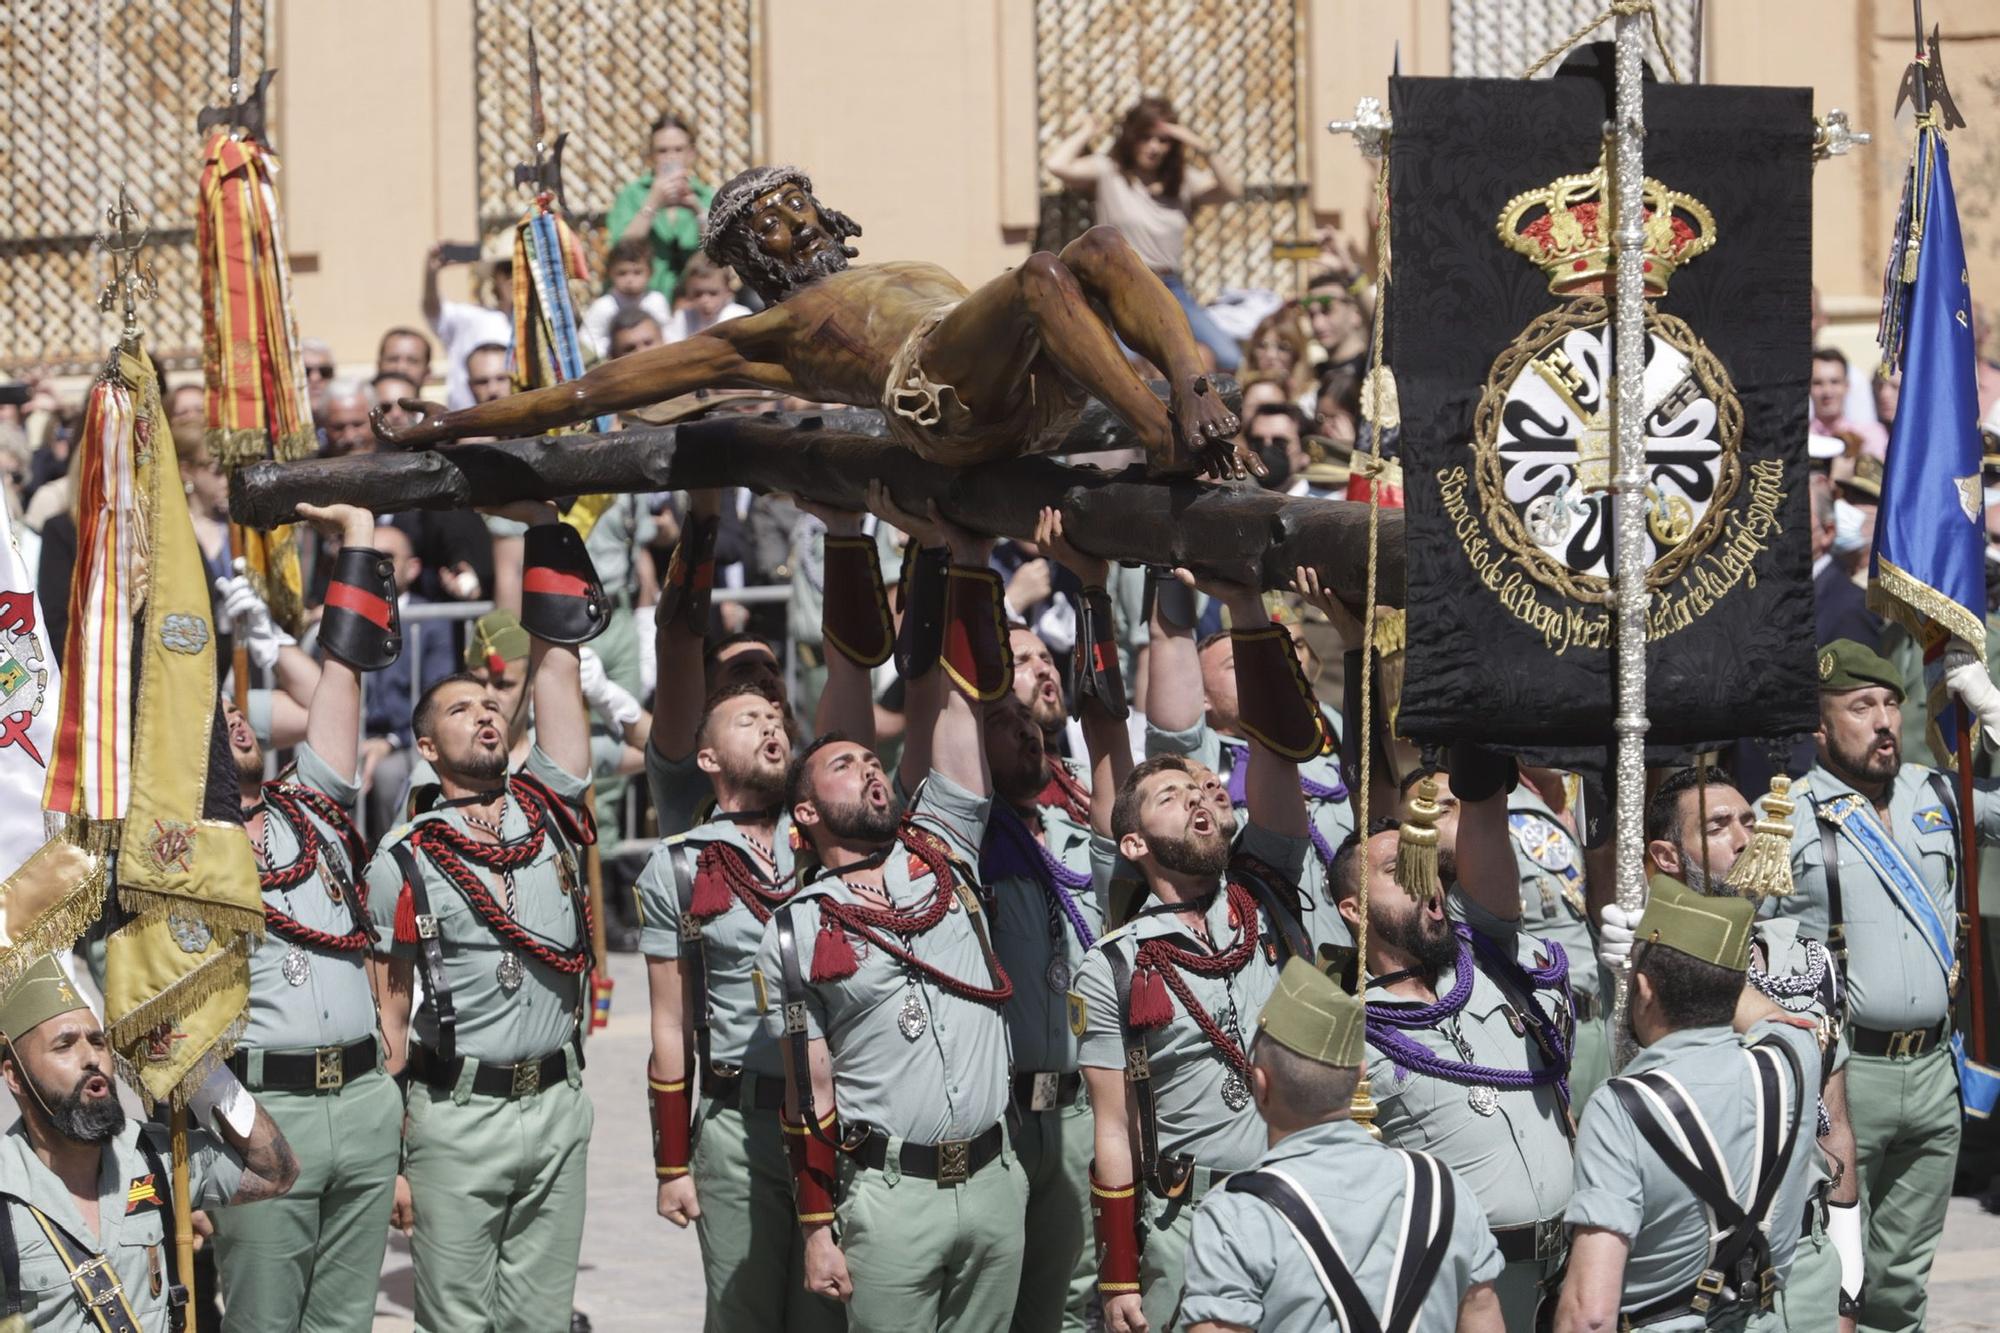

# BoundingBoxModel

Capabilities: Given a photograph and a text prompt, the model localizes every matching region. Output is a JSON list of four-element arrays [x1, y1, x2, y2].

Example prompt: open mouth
[[82, 1074, 110, 1098], [761, 739, 788, 764], [1188, 807, 1215, 837], [1423, 896, 1446, 923]]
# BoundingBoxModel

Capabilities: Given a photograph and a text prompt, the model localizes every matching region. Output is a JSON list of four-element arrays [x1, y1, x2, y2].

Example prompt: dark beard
[[1436, 847, 1459, 892], [1150, 827, 1232, 878], [1028, 695, 1066, 733], [233, 747, 263, 782], [1674, 844, 1721, 896], [996, 754, 1049, 810], [1375, 909, 1458, 983], [1827, 728, 1899, 786], [755, 244, 851, 304], [451, 747, 509, 784], [722, 755, 787, 808], [818, 791, 904, 844], [34, 1071, 125, 1143]]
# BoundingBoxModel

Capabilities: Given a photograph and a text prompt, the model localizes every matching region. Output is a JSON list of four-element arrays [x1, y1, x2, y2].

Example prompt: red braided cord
[[405, 778, 593, 974], [1133, 882, 1263, 1079], [258, 783, 372, 954], [1040, 763, 1091, 825], [692, 842, 796, 924], [817, 829, 1013, 1005]]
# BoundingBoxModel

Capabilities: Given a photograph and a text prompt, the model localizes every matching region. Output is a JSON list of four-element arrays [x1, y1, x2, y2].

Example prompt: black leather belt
[[851, 1122, 1004, 1186], [1850, 1021, 1947, 1059], [1572, 992, 1600, 1022], [229, 1036, 378, 1093], [702, 1065, 786, 1109], [1493, 1216, 1568, 1264], [1011, 1070, 1082, 1112], [408, 1042, 577, 1099]]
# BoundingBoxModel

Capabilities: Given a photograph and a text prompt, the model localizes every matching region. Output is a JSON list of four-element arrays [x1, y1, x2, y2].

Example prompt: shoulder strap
[[22, 1204, 146, 1333], [390, 841, 457, 1065], [774, 903, 839, 1148], [1385, 1152, 1459, 1333], [519, 779, 596, 988], [1813, 799, 1847, 973], [0, 1194, 19, 1316], [668, 844, 713, 1075], [1924, 770, 1968, 925], [1229, 857, 1310, 965], [1103, 939, 1192, 1200], [136, 1135, 187, 1331]]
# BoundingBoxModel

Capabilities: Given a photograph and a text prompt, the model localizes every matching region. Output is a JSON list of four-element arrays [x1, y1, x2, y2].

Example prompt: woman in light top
[[1047, 96, 1243, 372]]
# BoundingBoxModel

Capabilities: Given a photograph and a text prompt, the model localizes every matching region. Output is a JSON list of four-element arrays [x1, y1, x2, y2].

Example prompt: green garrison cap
[[1816, 638, 1903, 698], [0, 955, 92, 1045], [464, 610, 531, 672], [1636, 875, 1753, 972], [1255, 957, 1365, 1067]]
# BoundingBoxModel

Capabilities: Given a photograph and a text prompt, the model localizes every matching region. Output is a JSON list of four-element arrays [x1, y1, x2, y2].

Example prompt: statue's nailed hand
[[370, 398, 451, 449]]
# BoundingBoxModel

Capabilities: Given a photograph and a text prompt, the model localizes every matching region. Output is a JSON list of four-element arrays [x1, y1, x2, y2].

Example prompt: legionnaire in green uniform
[[365, 502, 606, 1333], [1331, 745, 1576, 1331], [1625, 768, 1863, 1333], [1509, 767, 1611, 1108], [981, 509, 1128, 1333], [1556, 878, 1825, 1333], [636, 495, 883, 1333], [0, 955, 300, 1331], [1074, 569, 1328, 1333], [754, 499, 1023, 1333], [1142, 573, 1352, 952], [1766, 638, 2000, 1333], [208, 504, 403, 1333], [1180, 958, 1506, 1333]]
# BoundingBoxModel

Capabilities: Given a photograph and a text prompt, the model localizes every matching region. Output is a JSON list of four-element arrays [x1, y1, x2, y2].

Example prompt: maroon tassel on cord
[[688, 855, 736, 920], [1127, 964, 1174, 1029], [393, 883, 419, 946], [811, 915, 859, 982]]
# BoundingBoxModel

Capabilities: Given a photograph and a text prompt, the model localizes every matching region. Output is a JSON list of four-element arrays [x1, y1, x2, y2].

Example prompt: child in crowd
[[661, 254, 751, 342], [584, 237, 674, 358]]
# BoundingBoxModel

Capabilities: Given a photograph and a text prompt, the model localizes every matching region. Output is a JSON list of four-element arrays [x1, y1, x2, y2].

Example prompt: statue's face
[[747, 184, 830, 268]]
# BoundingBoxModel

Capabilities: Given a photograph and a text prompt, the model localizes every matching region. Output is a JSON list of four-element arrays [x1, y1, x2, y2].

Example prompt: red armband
[[649, 1077, 692, 1178], [783, 1107, 841, 1225], [822, 535, 895, 667], [941, 565, 1011, 701], [1091, 1170, 1141, 1295]]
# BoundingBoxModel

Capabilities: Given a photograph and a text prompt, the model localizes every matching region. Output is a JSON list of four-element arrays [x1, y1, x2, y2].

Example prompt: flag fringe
[[1870, 556, 1986, 662], [0, 854, 109, 994], [113, 1012, 249, 1114]]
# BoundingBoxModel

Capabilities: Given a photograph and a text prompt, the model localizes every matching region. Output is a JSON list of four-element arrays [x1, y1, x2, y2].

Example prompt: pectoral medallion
[[281, 946, 311, 987], [497, 952, 526, 993], [1468, 1084, 1500, 1116], [1046, 958, 1072, 994], [1221, 1070, 1251, 1112], [897, 990, 929, 1042]]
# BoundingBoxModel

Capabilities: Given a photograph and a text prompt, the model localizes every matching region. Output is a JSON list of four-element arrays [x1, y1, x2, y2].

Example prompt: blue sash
[[1818, 793, 1956, 979]]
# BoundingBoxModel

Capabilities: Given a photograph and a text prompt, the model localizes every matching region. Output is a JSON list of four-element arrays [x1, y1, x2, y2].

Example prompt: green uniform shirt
[[644, 741, 713, 846], [754, 772, 1010, 1145], [985, 763, 1102, 1074], [0, 1120, 242, 1329], [1144, 716, 1353, 952], [604, 172, 717, 301], [1072, 842, 1302, 1172], [1508, 783, 1602, 1004], [364, 746, 592, 1065], [1777, 761, 2000, 1030], [243, 743, 378, 1053], [1566, 1019, 1823, 1330], [634, 814, 797, 1077], [1181, 1120, 1504, 1331], [1367, 891, 1576, 1229]]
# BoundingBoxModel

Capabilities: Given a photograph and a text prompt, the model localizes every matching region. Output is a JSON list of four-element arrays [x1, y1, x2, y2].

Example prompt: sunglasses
[[1301, 294, 1355, 312], [305, 364, 335, 379], [1249, 434, 1294, 448]]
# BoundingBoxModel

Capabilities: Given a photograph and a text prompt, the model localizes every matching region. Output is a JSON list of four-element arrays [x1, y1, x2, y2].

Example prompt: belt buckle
[[511, 1060, 543, 1098], [1888, 1028, 1918, 1059], [1031, 1072, 1059, 1112], [315, 1046, 344, 1092], [936, 1138, 970, 1186], [1691, 1267, 1726, 1313], [1536, 1216, 1565, 1261]]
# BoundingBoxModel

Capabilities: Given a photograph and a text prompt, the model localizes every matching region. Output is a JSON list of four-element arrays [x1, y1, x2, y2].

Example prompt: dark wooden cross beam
[[230, 410, 1405, 599]]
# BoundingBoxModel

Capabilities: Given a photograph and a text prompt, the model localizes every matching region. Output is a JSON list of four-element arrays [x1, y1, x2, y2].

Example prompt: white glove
[[1598, 902, 1641, 975], [578, 647, 643, 732], [214, 575, 294, 671], [1944, 653, 2000, 747], [633, 604, 658, 698], [189, 1061, 256, 1138], [1827, 1198, 1865, 1312]]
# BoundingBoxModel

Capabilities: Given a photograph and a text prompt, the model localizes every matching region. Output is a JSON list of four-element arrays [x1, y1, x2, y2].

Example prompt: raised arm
[[420, 242, 445, 329], [802, 499, 881, 747], [294, 503, 376, 781], [497, 501, 591, 780], [1146, 570, 1206, 735], [1047, 111, 1106, 193], [653, 490, 722, 764], [1199, 575, 1308, 840], [374, 314, 797, 448], [1037, 508, 1133, 835], [1447, 744, 1522, 922], [1164, 122, 1241, 206]]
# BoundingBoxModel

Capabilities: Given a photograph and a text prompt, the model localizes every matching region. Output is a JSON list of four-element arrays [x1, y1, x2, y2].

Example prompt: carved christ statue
[[374, 165, 1244, 475]]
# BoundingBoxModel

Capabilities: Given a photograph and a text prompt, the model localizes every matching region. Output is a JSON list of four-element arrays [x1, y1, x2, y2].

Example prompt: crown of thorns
[[703, 166, 812, 258]]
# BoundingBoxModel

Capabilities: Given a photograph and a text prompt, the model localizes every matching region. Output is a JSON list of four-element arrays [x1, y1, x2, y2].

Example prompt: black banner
[[1389, 71, 1817, 750]]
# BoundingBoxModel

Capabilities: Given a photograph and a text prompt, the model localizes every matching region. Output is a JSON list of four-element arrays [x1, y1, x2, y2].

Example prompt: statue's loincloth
[[882, 303, 1083, 464]]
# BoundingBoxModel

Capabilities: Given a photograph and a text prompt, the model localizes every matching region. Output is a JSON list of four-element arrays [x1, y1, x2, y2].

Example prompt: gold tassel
[[1724, 775, 1796, 900], [1395, 774, 1444, 904]]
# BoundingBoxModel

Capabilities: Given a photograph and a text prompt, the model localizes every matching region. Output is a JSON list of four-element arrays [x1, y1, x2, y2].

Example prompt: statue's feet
[[1163, 375, 1243, 480]]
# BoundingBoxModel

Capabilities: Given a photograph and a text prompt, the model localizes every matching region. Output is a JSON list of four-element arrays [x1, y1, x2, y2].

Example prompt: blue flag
[[1869, 124, 1986, 765]]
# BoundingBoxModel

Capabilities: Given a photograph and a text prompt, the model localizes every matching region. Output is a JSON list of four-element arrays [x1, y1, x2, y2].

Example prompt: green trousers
[[404, 1073, 594, 1333], [1009, 1098, 1092, 1333], [210, 1066, 401, 1333], [690, 1087, 844, 1332], [1846, 1046, 1960, 1333], [1496, 1254, 1563, 1333], [1569, 1008, 1612, 1112], [1776, 1206, 1837, 1331], [1136, 1169, 1231, 1333], [834, 1137, 1027, 1333]]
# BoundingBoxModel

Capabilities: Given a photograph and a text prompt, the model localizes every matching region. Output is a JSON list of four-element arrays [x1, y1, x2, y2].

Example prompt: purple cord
[[983, 801, 1097, 951], [1366, 926, 1573, 1102]]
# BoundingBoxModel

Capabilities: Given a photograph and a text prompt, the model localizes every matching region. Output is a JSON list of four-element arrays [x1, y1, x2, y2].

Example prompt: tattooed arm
[[222, 1098, 300, 1204]]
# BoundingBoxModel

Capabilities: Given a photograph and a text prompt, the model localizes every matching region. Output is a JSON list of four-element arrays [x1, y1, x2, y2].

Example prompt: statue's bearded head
[[703, 166, 862, 306]]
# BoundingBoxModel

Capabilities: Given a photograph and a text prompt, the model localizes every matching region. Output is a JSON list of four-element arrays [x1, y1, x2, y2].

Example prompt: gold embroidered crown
[[1496, 149, 1716, 297]]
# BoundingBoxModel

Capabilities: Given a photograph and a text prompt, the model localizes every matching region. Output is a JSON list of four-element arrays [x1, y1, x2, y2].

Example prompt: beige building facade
[[5, 0, 1998, 383]]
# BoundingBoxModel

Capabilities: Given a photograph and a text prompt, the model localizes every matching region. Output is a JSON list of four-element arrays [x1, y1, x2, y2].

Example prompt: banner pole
[[1608, 6, 1653, 1069], [171, 1104, 197, 1303], [1959, 711, 1986, 1061]]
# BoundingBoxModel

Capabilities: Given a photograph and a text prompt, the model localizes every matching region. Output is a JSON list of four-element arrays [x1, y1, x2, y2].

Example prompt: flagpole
[[1607, 3, 1653, 1068], [171, 1104, 196, 1302], [1958, 711, 1988, 1064]]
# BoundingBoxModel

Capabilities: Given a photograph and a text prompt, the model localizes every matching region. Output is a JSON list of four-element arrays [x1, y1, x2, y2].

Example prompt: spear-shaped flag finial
[[513, 25, 570, 212], [196, 0, 278, 147]]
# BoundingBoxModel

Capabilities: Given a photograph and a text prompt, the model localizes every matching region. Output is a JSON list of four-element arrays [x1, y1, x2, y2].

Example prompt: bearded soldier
[[0, 956, 299, 1330], [364, 502, 606, 1333], [373, 166, 1243, 476], [1073, 567, 1329, 1333], [637, 490, 884, 1332], [206, 503, 402, 1332]]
